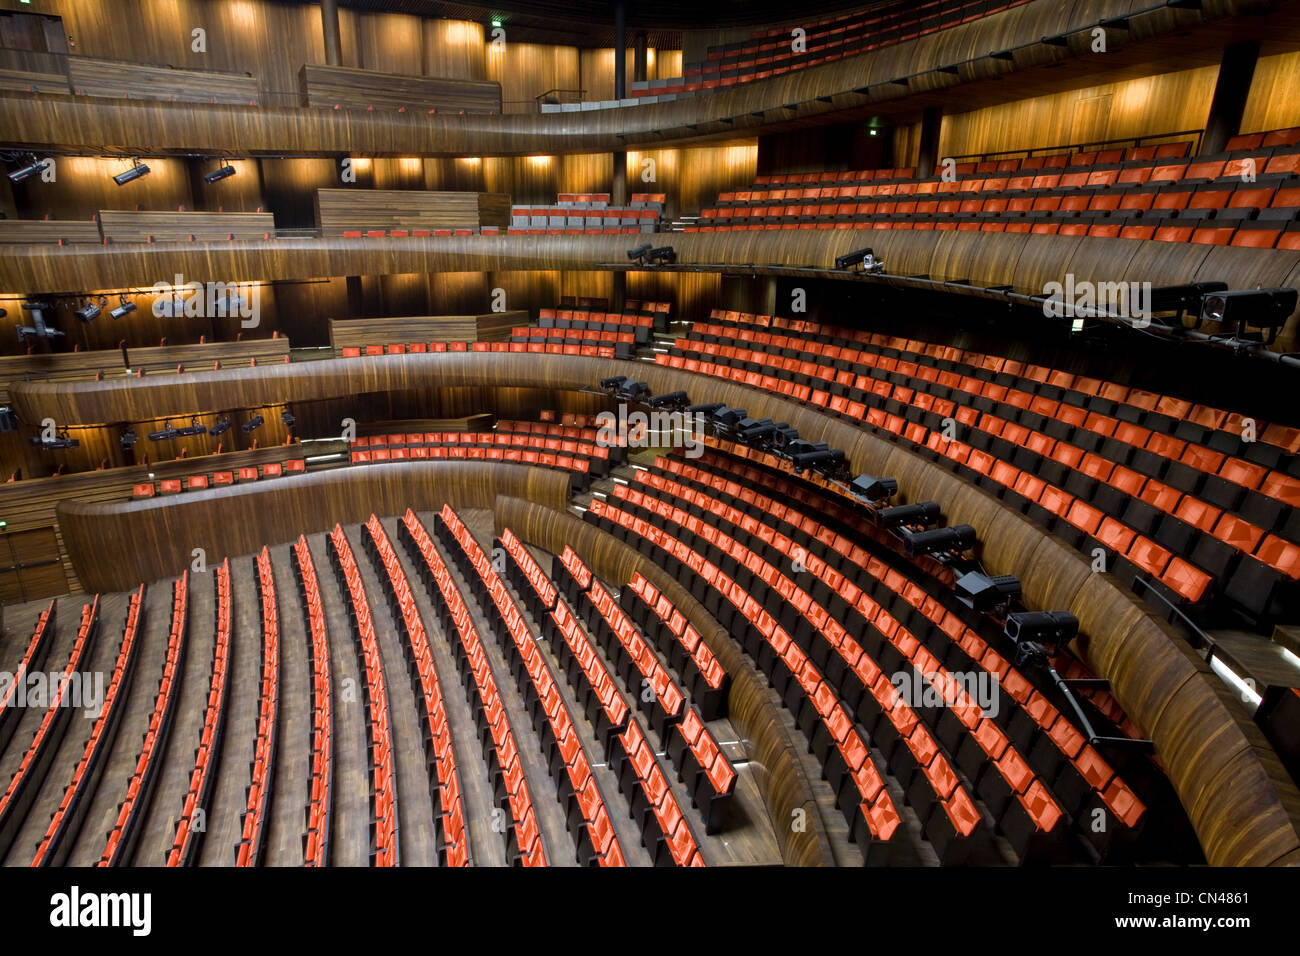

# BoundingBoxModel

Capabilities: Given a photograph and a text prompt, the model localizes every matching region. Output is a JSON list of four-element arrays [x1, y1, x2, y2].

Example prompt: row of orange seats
[[167, 562, 232, 867], [445, 514, 627, 866], [658, 342, 1298, 605], [368, 515, 471, 866], [542, 588, 633, 758], [654, 454, 1145, 853], [585, 496, 903, 863], [340, 227, 498, 238], [31, 590, 141, 867], [99, 579, 184, 867], [622, 572, 730, 720], [236, 549, 280, 867], [561, 546, 687, 740], [0, 597, 101, 859], [0, 601, 55, 744], [292, 536, 333, 867], [509, 326, 636, 347], [354, 430, 612, 465], [326, 526, 399, 867], [340, 341, 619, 360], [410, 509, 547, 865], [131, 459, 306, 499], [619, 475, 1013, 860], [612, 718, 706, 867]]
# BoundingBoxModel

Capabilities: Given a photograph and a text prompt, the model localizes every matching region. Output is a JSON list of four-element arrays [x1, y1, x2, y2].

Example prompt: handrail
[[946, 129, 1207, 164]]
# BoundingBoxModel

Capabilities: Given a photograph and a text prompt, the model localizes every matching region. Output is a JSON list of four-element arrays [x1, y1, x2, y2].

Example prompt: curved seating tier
[[292, 536, 334, 867]]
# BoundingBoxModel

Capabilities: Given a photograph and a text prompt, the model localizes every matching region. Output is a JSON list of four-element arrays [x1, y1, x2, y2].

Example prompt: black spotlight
[[242, 414, 265, 433], [281, 410, 296, 428], [711, 407, 748, 429], [30, 433, 79, 450], [771, 424, 800, 449], [1200, 287, 1299, 343], [1005, 610, 1078, 649], [955, 570, 1022, 612], [791, 448, 844, 470], [209, 417, 232, 437], [113, 160, 151, 186], [849, 474, 898, 502], [1150, 281, 1227, 320], [686, 402, 725, 416], [644, 246, 676, 265], [646, 390, 689, 408], [617, 380, 650, 401], [8, 156, 47, 184], [599, 375, 628, 390], [835, 246, 885, 272], [110, 301, 138, 320], [0, 407, 18, 433], [902, 524, 976, 558], [75, 300, 102, 324], [879, 501, 943, 530], [120, 429, 137, 451], [204, 164, 237, 184], [627, 243, 652, 262], [738, 417, 777, 442]]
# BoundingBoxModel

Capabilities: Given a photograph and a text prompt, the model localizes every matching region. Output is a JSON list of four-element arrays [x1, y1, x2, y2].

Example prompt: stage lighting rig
[[7, 155, 49, 184], [120, 428, 137, 451], [110, 300, 137, 320], [645, 390, 689, 409], [203, 164, 237, 184], [835, 246, 886, 274], [901, 523, 976, 561], [955, 570, 1022, 613], [643, 246, 676, 265], [281, 410, 296, 428], [209, 417, 233, 438], [686, 402, 724, 417], [1199, 287, 1298, 345], [848, 474, 898, 505], [113, 159, 151, 186], [148, 418, 207, 441], [627, 243, 652, 264], [16, 300, 62, 343], [599, 375, 627, 391], [75, 297, 107, 324], [617, 380, 650, 401], [877, 501, 942, 530], [242, 414, 265, 433], [29, 431, 79, 450]]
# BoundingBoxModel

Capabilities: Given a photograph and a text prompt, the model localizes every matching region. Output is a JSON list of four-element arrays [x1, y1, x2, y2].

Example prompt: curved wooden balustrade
[[0, 0, 1280, 159], [31, 350, 1300, 866], [55, 461, 570, 593], [491, 493, 834, 867], [5, 230, 1298, 347]]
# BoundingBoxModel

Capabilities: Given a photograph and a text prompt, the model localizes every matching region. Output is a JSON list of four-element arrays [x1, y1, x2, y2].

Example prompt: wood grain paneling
[[936, 66, 1218, 158], [57, 461, 570, 591], [1240, 50, 1300, 135], [486, 40, 580, 113], [314, 188, 510, 232], [298, 63, 501, 113], [327, 312, 523, 351]]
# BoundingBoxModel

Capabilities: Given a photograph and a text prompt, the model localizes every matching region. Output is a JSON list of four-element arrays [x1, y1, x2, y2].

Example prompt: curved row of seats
[[132, 460, 306, 499], [644, 449, 1146, 852], [0, 601, 56, 745], [167, 562, 232, 867], [401, 508, 548, 866], [363, 515, 471, 866], [31, 589, 142, 867], [291, 536, 334, 867], [236, 548, 280, 867], [99, 576, 187, 866], [663, 312, 1300, 618], [633, 0, 1031, 100], [549, 541, 735, 839], [339, 340, 619, 361], [351, 430, 617, 480], [689, 133, 1300, 247], [325, 525, 400, 867], [440, 511, 629, 866], [621, 572, 730, 721], [585, 495, 908, 862], [0, 597, 100, 861]]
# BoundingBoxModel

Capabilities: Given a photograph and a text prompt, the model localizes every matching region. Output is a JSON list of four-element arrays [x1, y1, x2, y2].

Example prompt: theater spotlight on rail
[[1200, 287, 1299, 344], [901, 524, 976, 560], [203, 164, 237, 184], [835, 246, 886, 273], [242, 414, 265, 433], [956, 570, 1022, 613], [645, 390, 690, 409], [113, 159, 151, 186], [7, 155, 48, 184], [848, 474, 898, 504], [109, 301, 137, 320]]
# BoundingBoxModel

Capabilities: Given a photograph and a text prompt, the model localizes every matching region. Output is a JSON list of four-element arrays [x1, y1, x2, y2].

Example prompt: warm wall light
[[399, 157, 422, 173], [528, 156, 553, 167]]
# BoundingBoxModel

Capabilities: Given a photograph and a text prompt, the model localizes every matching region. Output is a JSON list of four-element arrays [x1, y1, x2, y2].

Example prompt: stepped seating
[[648, 450, 1147, 857], [689, 133, 1300, 248], [0, 597, 101, 859], [584, 495, 905, 863], [337, 339, 620, 361], [31, 589, 141, 867], [235, 549, 280, 867], [133, 458, 306, 498], [99, 576, 188, 866], [497, 530, 631, 757], [362, 517, 471, 866], [662, 310, 1300, 621], [438, 508, 627, 866], [509, 193, 662, 235], [167, 562, 232, 867], [0, 601, 56, 744], [326, 526, 400, 867], [620, 573, 730, 721], [631, 0, 1033, 99], [400, 510, 548, 866], [609, 718, 706, 866], [291, 537, 333, 867]]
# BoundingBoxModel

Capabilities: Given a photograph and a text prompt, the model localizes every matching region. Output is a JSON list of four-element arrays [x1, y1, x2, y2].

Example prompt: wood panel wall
[[57, 461, 571, 592], [1240, 50, 1300, 135], [936, 65, 1219, 158]]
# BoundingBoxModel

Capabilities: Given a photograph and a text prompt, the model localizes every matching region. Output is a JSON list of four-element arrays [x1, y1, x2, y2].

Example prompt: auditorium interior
[[3, 0, 1300, 876]]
